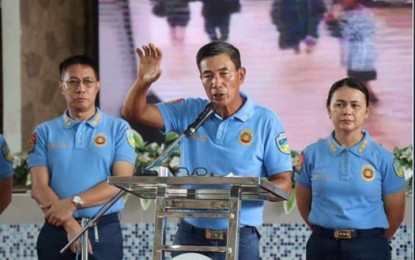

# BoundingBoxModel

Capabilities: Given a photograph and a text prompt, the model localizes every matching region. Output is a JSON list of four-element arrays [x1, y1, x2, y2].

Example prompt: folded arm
[[73, 161, 135, 208], [30, 166, 88, 253]]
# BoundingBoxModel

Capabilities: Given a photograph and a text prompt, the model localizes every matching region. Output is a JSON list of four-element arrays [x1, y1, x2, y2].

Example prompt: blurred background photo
[[98, 0, 413, 151]]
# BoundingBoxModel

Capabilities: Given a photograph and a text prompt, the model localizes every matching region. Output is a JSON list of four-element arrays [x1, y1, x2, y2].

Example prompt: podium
[[108, 176, 289, 260]]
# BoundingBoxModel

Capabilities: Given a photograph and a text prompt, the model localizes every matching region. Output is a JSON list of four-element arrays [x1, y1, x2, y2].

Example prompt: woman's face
[[327, 86, 369, 135]]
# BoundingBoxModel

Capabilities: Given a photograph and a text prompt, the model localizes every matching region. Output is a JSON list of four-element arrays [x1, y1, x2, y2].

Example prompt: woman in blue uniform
[[295, 77, 405, 259]]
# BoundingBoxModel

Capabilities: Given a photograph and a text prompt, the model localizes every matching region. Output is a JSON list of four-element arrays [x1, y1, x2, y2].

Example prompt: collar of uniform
[[327, 130, 371, 157], [327, 133, 343, 156], [61, 108, 103, 129], [348, 130, 371, 157], [232, 92, 254, 122]]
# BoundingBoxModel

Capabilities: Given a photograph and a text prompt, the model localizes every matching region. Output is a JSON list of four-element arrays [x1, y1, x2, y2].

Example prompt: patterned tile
[[0, 224, 412, 259]]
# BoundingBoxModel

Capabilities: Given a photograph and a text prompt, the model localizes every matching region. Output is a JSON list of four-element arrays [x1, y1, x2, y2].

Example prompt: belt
[[178, 219, 256, 241], [74, 212, 120, 226], [312, 225, 385, 240], [44, 213, 120, 243]]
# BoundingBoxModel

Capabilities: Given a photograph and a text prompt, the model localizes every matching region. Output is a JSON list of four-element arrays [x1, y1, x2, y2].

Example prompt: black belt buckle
[[205, 229, 226, 240], [334, 229, 356, 239]]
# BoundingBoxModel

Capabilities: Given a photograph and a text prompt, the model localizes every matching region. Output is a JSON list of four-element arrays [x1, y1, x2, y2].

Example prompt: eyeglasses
[[63, 79, 97, 89], [173, 167, 211, 177]]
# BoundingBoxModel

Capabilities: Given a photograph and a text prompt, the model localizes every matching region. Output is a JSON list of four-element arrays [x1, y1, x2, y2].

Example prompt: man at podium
[[122, 41, 293, 259]]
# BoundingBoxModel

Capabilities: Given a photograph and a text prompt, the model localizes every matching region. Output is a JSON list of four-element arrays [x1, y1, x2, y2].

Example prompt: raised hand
[[136, 43, 163, 86]]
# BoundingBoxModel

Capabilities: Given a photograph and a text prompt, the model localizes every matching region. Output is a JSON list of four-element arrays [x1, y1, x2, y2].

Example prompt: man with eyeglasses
[[122, 42, 293, 260], [28, 55, 137, 260]]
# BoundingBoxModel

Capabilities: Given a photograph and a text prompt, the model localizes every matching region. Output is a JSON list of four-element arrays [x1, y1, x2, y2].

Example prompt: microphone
[[184, 102, 216, 137]]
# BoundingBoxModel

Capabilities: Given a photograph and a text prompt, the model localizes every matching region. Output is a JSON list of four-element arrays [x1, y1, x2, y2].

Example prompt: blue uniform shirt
[[0, 134, 13, 179], [28, 108, 137, 218], [157, 93, 292, 229], [295, 131, 405, 229]]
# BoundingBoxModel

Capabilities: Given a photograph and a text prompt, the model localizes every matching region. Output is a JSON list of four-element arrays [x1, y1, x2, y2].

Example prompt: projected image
[[99, 0, 412, 151]]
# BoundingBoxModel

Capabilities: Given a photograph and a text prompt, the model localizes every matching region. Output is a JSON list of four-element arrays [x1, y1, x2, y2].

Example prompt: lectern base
[[172, 253, 212, 260]]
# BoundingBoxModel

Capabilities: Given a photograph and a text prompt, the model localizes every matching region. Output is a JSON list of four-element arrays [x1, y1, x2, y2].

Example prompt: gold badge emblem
[[328, 140, 337, 153], [239, 129, 253, 146], [92, 113, 102, 126], [94, 133, 107, 147], [361, 164, 375, 181]]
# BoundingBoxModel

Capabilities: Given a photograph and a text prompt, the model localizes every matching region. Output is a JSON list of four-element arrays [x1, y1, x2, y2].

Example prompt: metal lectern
[[108, 176, 289, 260]]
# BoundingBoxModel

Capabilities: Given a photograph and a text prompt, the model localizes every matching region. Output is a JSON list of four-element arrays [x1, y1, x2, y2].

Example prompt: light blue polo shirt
[[295, 131, 405, 229], [0, 134, 13, 179], [157, 93, 292, 229], [28, 108, 136, 218]]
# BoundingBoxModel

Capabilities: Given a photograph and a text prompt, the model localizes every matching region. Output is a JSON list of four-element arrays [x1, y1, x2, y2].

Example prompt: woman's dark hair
[[326, 77, 369, 107], [196, 41, 241, 70], [59, 55, 99, 81]]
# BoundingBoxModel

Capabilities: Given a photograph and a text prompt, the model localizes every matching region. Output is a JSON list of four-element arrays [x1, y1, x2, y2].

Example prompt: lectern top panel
[[108, 176, 289, 201]]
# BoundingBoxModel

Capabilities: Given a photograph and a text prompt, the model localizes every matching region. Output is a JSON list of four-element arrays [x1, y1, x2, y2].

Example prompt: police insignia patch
[[239, 129, 253, 146], [361, 164, 375, 181], [393, 158, 404, 178], [126, 129, 136, 148], [275, 132, 290, 154], [27, 133, 37, 153], [294, 152, 304, 173], [94, 133, 107, 147], [2, 141, 13, 162]]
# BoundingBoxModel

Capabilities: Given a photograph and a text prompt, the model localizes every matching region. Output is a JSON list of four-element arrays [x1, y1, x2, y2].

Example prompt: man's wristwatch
[[72, 195, 84, 208]]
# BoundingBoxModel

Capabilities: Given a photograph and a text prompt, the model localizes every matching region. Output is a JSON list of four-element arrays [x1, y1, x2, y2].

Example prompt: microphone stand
[[60, 102, 216, 257]]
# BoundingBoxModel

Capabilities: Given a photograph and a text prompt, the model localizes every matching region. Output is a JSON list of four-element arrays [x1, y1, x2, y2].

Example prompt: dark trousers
[[171, 219, 260, 260], [306, 227, 391, 260], [36, 213, 122, 260]]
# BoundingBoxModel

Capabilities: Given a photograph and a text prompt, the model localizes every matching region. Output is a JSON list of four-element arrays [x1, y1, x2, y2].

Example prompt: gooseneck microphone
[[184, 102, 216, 137], [134, 102, 216, 177]]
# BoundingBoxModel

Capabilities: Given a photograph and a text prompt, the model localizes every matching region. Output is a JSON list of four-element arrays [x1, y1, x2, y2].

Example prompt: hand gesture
[[45, 198, 76, 226], [64, 219, 93, 254], [136, 43, 163, 86]]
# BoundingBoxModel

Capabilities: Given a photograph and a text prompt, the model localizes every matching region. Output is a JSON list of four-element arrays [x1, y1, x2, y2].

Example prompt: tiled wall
[[0, 223, 412, 259]]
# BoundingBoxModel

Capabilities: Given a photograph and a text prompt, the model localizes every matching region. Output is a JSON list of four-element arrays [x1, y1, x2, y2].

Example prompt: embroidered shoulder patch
[[393, 158, 404, 178], [27, 133, 37, 153], [294, 152, 304, 173], [2, 140, 13, 162], [275, 132, 290, 154], [126, 129, 137, 148]]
